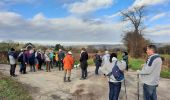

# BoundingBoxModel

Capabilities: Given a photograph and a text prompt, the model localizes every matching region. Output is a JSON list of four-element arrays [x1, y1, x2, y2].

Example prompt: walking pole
[[137, 74, 139, 100], [124, 78, 128, 100]]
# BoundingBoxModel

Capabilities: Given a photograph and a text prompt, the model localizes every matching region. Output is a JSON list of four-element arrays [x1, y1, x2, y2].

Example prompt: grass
[[161, 54, 170, 59], [129, 58, 145, 70], [160, 70, 170, 78], [0, 73, 33, 100]]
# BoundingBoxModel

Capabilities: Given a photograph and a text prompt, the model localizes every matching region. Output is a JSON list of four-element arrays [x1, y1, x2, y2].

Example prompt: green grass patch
[[0, 73, 33, 100], [161, 54, 170, 59], [88, 58, 95, 65], [160, 70, 170, 78], [129, 58, 145, 70]]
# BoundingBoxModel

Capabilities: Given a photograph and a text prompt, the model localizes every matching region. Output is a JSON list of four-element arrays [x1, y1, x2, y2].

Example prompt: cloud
[[150, 12, 166, 21], [132, 0, 169, 7], [67, 0, 114, 14], [0, 0, 39, 10], [145, 24, 170, 36], [0, 11, 126, 43]]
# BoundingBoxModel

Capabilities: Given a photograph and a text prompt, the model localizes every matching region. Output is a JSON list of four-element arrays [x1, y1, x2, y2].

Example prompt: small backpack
[[108, 61, 124, 81]]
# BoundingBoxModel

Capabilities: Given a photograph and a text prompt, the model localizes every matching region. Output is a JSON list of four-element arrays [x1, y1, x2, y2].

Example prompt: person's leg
[[19, 63, 22, 73], [59, 61, 61, 71], [10, 65, 13, 76], [46, 62, 49, 72], [33, 64, 36, 72], [95, 65, 99, 75], [143, 84, 157, 100], [64, 69, 67, 82], [13, 64, 16, 75], [84, 66, 87, 79], [109, 82, 114, 100], [112, 82, 121, 100], [68, 70, 71, 82]]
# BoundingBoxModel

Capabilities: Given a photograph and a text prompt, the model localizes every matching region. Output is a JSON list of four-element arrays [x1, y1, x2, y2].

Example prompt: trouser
[[59, 60, 64, 71], [50, 60, 53, 69], [64, 69, 71, 78], [109, 82, 121, 100], [81, 62, 88, 79], [30, 64, 36, 72], [10, 64, 16, 76], [143, 84, 158, 100], [46, 61, 51, 72], [95, 65, 100, 75], [20, 63, 26, 74], [38, 60, 43, 70]]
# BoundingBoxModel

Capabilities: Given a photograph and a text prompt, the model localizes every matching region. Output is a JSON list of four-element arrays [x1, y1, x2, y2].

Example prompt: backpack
[[18, 53, 23, 62], [108, 61, 124, 81]]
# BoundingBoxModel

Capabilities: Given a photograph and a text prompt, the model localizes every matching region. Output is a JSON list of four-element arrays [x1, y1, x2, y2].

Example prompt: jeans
[[143, 84, 158, 100], [109, 82, 121, 100]]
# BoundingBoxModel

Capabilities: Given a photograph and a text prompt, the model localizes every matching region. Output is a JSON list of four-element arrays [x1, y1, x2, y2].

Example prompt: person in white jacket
[[101, 53, 126, 100]]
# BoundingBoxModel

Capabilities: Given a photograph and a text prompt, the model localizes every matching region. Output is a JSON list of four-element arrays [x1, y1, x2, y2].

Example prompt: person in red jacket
[[63, 51, 74, 82]]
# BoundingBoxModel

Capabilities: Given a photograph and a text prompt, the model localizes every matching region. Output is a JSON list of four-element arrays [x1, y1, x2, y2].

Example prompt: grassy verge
[[0, 73, 33, 100], [129, 58, 145, 70], [160, 70, 170, 78]]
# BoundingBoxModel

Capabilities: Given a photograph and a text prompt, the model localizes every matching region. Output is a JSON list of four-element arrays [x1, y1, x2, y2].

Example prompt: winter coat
[[101, 57, 126, 82], [63, 54, 74, 70], [8, 51, 17, 65], [94, 54, 102, 67]]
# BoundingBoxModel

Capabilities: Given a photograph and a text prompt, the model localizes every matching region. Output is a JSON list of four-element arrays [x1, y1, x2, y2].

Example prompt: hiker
[[36, 50, 43, 70], [58, 49, 65, 71], [18, 49, 27, 74], [44, 51, 51, 72], [122, 51, 128, 71], [49, 50, 54, 69], [55, 51, 59, 67], [137, 45, 162, 100], [63, 51, 74, 82], [28, 49, 36, 72], [101, 53, 126, 100], [79, 48, 88, 80], [101, 50, 110, 67], [93, 51, 102, 75], [8, 48, 18, 77]]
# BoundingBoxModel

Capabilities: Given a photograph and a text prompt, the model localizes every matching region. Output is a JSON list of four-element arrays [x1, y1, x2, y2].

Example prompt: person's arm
[[138, 58, 161, 75]]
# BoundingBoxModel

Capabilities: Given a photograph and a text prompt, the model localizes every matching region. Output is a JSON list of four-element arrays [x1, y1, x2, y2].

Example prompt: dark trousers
[[95, 65, 100, 75], [20, 63, 26, 74], [30, 64, 36, 72], [109, 82, 121, 100], [80, 62, 88, 79], [143, 84, 157, 100], [10, 64, 16, 76], [59, 60, 63, 71]]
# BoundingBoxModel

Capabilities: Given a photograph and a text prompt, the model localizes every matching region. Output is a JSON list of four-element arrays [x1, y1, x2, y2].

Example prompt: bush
[[160, 70, 170, 78], [129, 58, 145, 70]]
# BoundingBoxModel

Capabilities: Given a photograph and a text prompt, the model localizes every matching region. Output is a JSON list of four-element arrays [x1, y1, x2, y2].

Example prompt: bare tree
[[121, 6, 150, 58]]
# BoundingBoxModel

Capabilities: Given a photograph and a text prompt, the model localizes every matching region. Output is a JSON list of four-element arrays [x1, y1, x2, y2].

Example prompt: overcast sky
[[0, 0, 170, 44]]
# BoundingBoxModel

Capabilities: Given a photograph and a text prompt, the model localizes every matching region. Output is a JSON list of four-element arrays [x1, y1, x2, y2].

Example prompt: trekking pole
[[137, 74, 139, 100], [124, 78, 128, 100]]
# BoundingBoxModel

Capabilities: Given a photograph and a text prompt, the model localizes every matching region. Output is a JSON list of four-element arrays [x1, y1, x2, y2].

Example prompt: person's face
[[146, 47, 154, 56]]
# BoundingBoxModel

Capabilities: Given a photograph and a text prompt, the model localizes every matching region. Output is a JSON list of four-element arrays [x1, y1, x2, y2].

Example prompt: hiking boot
[[64, 77, 67, 82], [68, 77, 71, 82]]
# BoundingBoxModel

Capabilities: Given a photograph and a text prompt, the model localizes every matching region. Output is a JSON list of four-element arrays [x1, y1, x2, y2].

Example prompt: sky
[[0, 0, 170, 45]]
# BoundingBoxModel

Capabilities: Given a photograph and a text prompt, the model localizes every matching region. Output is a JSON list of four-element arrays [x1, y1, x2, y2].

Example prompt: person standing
[[63, 51, 74, 82], [28, 49, 36, 72], [58, 49, 65, 71], [44, 51, 51, 72], [8, 48, 18, 77], [94, 51, 102, 75], [122, 51, 128, 71], [101, 50, 110, 67], [137, 45, 162, 100], [18, 49, 27, 74], [79, 48, 88, 80], [101, 53, 126, 100]]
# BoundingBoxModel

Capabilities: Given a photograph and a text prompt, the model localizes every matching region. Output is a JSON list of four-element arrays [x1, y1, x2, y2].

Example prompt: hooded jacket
[[63, 54, 74, 70], [101, 57, 126, 82]]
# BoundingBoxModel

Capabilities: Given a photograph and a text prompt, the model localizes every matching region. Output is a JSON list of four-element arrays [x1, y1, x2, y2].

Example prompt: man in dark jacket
[[80, 48, 88, 80], [94, 51, 102, 75], [18, 49, 27, 74], [8, 48, 18, 77], [58, 49, 65, 71]]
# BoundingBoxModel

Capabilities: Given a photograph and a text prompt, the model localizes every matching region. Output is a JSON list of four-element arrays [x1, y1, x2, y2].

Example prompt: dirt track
[[0, 64, 170, 100]]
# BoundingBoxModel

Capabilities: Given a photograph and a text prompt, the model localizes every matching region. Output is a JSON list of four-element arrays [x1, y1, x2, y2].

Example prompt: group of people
[[7, 44, 162, 100]]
